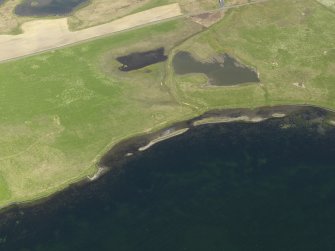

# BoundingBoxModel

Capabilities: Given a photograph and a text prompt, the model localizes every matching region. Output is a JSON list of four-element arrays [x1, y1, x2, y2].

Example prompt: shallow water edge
[[173, 51, 260, 86], [1, 104, 335, 250], [0, 105, 334, 219], [14, 0, 90, 16]]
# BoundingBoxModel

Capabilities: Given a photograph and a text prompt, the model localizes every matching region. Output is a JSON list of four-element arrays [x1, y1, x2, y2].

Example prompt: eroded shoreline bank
[[0, 104, 334, 221], [1, 104, 335, 249]]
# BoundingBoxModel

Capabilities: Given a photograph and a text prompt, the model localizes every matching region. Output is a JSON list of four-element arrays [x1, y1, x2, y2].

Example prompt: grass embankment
[[0, 19, 202, 208], [166, 0, 335, 113], [0, 0, 334, 209]]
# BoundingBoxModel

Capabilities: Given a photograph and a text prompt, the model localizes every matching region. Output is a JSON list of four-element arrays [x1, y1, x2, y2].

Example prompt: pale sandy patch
[[0, 3, 182, 62], [292, 82, 306, 89], [316, 0, 335, 9], [138, 128, 189, 152], [0, 0, 32, 34], [68, 0, 152, 30], [193, 116, 267, 126], [272, 113, 286, 118]]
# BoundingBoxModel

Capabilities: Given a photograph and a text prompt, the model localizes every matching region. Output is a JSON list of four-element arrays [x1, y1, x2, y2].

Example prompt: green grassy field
[[0, 19, 203, 208], [0, 0, 334, 208], [167, 0, 335, 112]]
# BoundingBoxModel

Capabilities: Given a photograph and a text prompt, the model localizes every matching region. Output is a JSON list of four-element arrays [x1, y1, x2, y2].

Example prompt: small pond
[[0, 0, 4, 5], [117, 47, 168, 72], [173, 51, 260, 86], [14, 0, 89, 16]]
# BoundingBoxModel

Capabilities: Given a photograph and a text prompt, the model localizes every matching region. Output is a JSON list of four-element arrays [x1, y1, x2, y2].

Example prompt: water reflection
[[0, 107, 335, 250], [14, 0, 88, 16], [173, 51, 260, 86]]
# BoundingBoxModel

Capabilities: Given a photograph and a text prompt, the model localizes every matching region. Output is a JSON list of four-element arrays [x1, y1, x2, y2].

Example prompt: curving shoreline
[[0, 104, 334, 220]]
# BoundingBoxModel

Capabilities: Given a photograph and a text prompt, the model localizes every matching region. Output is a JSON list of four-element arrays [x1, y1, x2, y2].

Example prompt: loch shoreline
[[0, 104, 333, 227]]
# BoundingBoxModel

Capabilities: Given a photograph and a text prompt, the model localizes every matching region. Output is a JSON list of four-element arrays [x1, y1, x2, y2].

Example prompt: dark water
[[14, 0, 88, 16], [117, 48, 168, 72], [173, 51, 260, 86], [0, 0, 4, 6], [1, 107, 335, 251]]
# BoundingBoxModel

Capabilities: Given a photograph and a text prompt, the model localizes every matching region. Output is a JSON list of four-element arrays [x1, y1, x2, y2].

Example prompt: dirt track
[[0, 3, 182, 62]]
